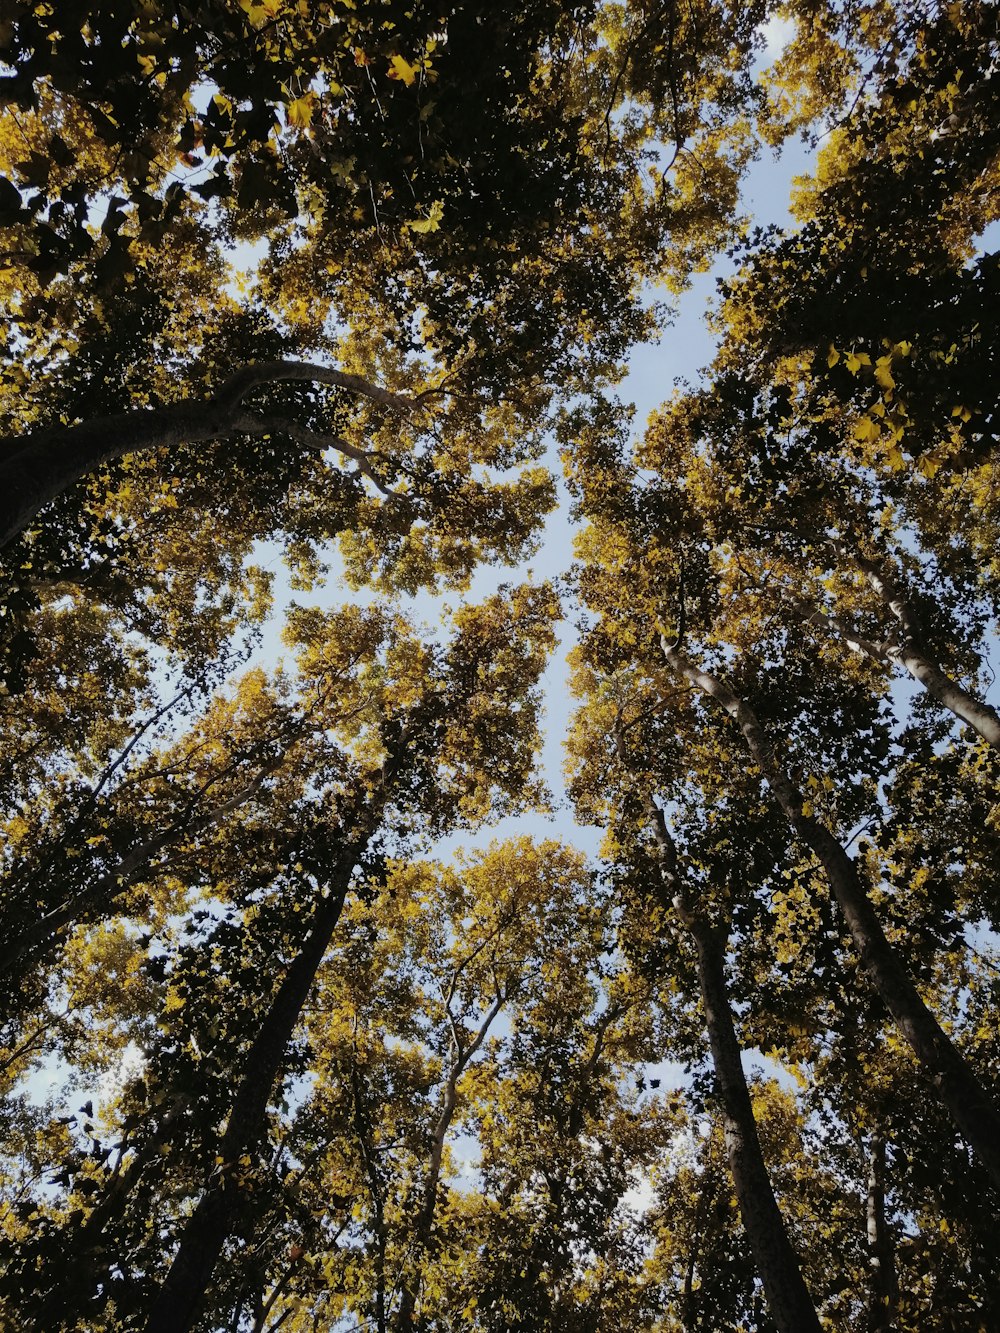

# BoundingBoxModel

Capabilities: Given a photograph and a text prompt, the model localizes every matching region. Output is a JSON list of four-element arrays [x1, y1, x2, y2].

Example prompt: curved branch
[[232, 412, 396, 498], [211, 361, 414, 416], [0, 361, 414, 550]]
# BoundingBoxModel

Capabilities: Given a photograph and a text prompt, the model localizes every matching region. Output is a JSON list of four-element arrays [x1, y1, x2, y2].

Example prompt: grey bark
[[826, 543, 1000, 751], [393, 978, 506, 1331], [865, 1135, 898, 1331], [0, 361, 411, 550], [660, 642, 1000, 1190]]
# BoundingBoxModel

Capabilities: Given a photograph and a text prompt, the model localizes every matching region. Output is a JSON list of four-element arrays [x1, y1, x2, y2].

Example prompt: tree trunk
[[691, 920, 824, 1333], [661, 643, 1000, 1190], [644, 799, 822, 1333], [865, 1136, 897, 1331], [144, 863, 356, 1333], [393, 990, 505, 1331]]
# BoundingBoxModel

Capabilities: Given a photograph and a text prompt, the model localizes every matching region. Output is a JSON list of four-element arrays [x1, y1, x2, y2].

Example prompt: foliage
[[1, 1, 999, 1330]]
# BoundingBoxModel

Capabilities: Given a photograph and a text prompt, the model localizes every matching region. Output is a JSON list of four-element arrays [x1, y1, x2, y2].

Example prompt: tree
[[0, 583, 559, 1329], [564, 3, 1000, 1324], [4, 2, 1000, 1329]]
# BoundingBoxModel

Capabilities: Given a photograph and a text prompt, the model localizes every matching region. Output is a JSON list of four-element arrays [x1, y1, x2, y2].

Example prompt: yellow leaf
[[406, 198, 444, 234], [286, 93, 315, 128], [873, 356, 895, 391], [844, 351, 871, 374], [826, 346, 840, 368], [238, 0, 272, 27], [853, 415, 878, 442], [388, 54, 420, 86]]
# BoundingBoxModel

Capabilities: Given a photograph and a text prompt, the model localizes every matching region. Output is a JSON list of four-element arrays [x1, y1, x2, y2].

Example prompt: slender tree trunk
[[865, 1136, 897, 1331], [145, 863, 357, 1333], [393, 991, 505, 1332], [660, 643, 1000, 1189], [644, 800, 822, 1333], [350, 1063, 389, 1333]]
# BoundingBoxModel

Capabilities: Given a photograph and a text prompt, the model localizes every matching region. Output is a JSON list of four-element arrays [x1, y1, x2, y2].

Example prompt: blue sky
[[240, 118, 821, 867]]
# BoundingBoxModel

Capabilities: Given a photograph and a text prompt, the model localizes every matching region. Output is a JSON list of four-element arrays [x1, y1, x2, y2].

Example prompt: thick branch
[[0, 361, 413, 550], [835, 544, 1000, 750], [232, 412, 396, 497], [786, 595, 892, 665], [211, 361, 413, 416]]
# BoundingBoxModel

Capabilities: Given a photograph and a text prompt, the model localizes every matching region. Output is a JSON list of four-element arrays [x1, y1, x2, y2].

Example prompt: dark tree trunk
[[642, 798, 822, 1333], [661, 645, 1000, 1191], [691, 920, 824, 1333], [145, 868, 355, 1333]]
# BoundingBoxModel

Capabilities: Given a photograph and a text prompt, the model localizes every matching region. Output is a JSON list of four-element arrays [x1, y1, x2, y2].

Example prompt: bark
[[646, 801, 822, 1333], [0, 360, 412, 550], [837, 545, 1000, 751], [144, 865, 356, 1333], [661, 642, 1000, 1190], [865, 1136, 898, 1331]]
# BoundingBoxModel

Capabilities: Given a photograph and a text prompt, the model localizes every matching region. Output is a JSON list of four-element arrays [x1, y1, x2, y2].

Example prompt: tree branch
[[0, 361, 415, 550]]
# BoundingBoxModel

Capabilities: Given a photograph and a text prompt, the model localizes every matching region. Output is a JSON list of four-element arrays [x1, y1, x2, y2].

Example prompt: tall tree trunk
[[865, 1135, 898, 1331], [645, 800, 822, 1333], [145, 859, 357, 1333], [660, 642, 1000, 1189], [693, 922, 824, 1333]]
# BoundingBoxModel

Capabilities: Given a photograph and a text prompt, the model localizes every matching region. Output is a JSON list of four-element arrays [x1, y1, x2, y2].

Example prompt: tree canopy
[[2, 2, 999, 1330]]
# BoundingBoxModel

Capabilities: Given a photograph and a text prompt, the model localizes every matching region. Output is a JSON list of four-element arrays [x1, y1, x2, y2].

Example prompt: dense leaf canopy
[[1, 1, 999, 1330]]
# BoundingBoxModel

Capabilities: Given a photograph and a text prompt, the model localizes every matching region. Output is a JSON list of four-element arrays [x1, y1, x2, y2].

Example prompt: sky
[[241, 123, 820, 869], [22, 16, 815, 1123]]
